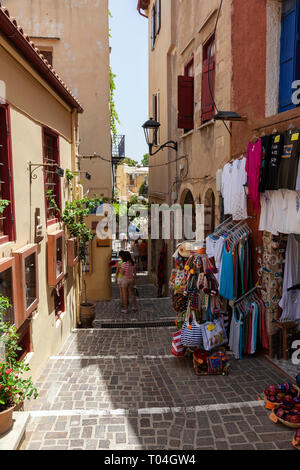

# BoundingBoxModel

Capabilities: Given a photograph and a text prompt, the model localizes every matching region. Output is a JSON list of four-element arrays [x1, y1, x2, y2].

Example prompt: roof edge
[[0, 4, 83, 113]]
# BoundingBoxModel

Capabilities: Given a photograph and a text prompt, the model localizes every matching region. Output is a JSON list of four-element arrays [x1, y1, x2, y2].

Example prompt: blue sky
[[109, 0, 149, 163]]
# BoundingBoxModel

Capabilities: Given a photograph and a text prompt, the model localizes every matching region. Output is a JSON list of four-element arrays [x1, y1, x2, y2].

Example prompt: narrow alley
[[23, 274, 295, 451]]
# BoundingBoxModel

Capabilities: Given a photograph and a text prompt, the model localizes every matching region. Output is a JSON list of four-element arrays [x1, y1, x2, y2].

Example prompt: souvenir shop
[[169, 126, 300, 376]]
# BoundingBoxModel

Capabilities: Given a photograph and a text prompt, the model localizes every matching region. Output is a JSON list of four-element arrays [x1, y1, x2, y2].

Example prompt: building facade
[[0, 5, 82, 380], [116, 164, 149, 202], [4, 0, 112, 302], [138, 0, 232, 290]]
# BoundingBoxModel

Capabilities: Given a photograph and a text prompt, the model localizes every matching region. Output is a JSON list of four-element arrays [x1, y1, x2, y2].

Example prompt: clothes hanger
[[272, 128, 278, 135]]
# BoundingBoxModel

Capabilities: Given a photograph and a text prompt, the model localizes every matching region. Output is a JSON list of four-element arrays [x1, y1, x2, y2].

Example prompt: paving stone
[[23, 277, 294, 451]]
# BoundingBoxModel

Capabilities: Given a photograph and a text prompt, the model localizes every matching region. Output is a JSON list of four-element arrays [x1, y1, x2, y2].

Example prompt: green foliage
[[65, 169, 75, 182], [120, 158, 138, 167], [0, 199, 10, 215], [110, 67, 120, 144], [139, 180, 148, 197], [141, 153, 149, 166], [62, 196, 107, 263], [0, 296, 38, 411]]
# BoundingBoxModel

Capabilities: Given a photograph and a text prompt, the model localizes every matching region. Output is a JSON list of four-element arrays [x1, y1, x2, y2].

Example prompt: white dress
[[221, 162, 234, 215], [231, 158, 248, 221]]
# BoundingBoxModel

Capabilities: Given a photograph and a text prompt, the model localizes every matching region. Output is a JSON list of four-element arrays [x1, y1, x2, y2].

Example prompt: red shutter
[[178, 75, 194, 130], [201, 57, 215, 123]]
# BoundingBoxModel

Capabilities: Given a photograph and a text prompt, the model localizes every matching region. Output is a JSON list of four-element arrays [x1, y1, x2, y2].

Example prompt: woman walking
[[120, 251, 138, 314]]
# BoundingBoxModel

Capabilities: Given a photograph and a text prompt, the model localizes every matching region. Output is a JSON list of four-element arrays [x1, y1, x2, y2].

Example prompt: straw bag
[[181, 307, 203, 348]]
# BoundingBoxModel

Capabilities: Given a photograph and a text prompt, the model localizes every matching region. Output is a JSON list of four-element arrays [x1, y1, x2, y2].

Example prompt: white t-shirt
[[286, 191, 300, 234], [259, 191, 279, 235], [221, 162, 234, 215], [279, 234, 300, 323], [271, 190, 289, 234]]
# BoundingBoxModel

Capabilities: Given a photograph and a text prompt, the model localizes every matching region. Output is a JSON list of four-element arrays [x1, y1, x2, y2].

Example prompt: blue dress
[[219, 241, 234, 300]]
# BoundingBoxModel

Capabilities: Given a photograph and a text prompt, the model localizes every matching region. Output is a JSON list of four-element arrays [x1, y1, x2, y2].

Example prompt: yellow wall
[[0, 37, 78, 380], [116, 165, 149, 201], [4, 0, 113, 303]]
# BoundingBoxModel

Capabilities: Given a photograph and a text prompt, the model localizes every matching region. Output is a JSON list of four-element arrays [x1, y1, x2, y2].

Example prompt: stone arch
[[204, 188, 216, 238]]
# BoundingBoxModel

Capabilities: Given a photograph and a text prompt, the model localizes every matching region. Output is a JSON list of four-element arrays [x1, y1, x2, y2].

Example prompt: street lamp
[[142, 118, 177, 156]]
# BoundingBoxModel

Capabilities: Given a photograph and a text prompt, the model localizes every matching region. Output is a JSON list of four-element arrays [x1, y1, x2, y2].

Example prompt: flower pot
[[80, 303, 96, 328], [0, 404, 15, 436]]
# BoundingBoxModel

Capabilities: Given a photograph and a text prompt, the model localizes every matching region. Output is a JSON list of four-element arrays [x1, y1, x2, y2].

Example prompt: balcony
[[112, 135, 125, 165]]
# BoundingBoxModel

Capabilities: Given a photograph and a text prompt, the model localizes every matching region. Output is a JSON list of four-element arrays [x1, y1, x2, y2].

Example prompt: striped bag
[[181, 308, 203, 348], [171, 329, 185, 357]]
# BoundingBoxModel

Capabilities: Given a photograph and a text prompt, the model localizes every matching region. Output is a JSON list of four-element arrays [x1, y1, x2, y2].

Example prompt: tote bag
[[201, 318, 228, 352], [181, 308, 203, 348], [171, 329, 185, 357]]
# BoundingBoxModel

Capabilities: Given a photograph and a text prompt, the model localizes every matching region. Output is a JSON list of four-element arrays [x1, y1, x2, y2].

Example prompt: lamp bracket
[[149, 140, 178, 156], [29, 161, 59, 184]]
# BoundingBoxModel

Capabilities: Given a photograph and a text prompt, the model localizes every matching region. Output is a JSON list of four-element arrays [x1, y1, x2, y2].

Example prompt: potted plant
[[62, 196, 107, 328], [0, 296, 38, 435]]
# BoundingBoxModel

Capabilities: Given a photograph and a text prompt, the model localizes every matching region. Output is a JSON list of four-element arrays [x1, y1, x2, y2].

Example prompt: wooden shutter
[[279, 0, 299, 113], [201, 55, 215, 123], [178, 76, 194, 130], [151, 6, 156, 50], [156, 0, 161, 36]]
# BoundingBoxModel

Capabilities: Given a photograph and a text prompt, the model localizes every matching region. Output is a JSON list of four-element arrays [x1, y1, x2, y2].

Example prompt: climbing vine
[[110, 67, 120, 144]]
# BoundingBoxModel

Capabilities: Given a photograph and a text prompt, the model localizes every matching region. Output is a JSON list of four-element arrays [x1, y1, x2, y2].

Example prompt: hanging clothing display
[[277, 128, 300, 190], [246, 138, 262, 211], [264, 133, 284, 191], [259, 190, 300, 235], [279, 234, 300, 326], [259, 135, 272, 193], [221, 158, 248, 220], [230, 289, 269, 360]]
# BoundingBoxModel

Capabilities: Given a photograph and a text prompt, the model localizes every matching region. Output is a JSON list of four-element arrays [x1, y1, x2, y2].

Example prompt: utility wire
[[80, 153, 189, 169]]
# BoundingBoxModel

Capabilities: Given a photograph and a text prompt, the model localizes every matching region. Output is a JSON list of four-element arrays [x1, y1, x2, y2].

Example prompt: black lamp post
[[142, 118, 177, 156]]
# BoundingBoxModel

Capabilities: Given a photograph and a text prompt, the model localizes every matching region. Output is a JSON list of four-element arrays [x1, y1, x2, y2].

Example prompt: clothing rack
[[234, 286, 259, 305]]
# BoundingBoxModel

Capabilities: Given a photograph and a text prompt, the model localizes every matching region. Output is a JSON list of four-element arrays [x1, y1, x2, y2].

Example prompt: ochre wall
[[0, 40, 77, 380]]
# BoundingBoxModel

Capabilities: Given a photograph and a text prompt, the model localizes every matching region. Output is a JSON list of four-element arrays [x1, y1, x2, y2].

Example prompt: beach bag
[[181, 308, 203, 348], [173, 270, 185, 292], [201, 318, 228, 352], [171, 329, 185, 357], [207, 349, 230, 374]]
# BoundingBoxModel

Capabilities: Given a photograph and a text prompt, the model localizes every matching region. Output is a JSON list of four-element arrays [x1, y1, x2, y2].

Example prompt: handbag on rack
[[171, 329, 186, 357], [201, 318, 228, 351], [172, 294, 188, 313], [181, 307, 203, 348]]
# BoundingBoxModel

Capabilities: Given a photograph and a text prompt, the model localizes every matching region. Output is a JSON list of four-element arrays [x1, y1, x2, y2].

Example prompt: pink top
[[246, 139, 262, 211], [122, 262, 136, 279]]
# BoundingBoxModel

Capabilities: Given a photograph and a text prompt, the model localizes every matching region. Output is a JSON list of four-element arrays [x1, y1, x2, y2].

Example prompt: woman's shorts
[[120, 278, 134, 288]]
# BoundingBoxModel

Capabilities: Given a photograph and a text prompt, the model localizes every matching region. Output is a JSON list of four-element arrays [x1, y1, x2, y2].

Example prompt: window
[[54, 285, 65, 320], [152, 92, 160, 144], [43, 128, 61, 225], [13, 244, 39, 327], [40, 50, 53, 66], [151, 0, 161, 49], [178, 60, 194, 131], [0, 257, 18, 325], [0, 104, 16, 244], [67, 238, 79, 267], [201, 35, 216, 124], [129, 174, 136, 186], [278, 0, 300, 113], [47, 230, 65, 286], [16, 322, 31, 361]]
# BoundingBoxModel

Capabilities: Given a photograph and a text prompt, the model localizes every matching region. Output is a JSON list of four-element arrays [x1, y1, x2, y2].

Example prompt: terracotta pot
[[0, 404, 15, 436], [80, 303, 96, 328]]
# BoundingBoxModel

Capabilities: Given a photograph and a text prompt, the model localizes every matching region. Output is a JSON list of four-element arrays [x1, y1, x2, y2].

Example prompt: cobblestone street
[[23, 276, 297, 451]]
